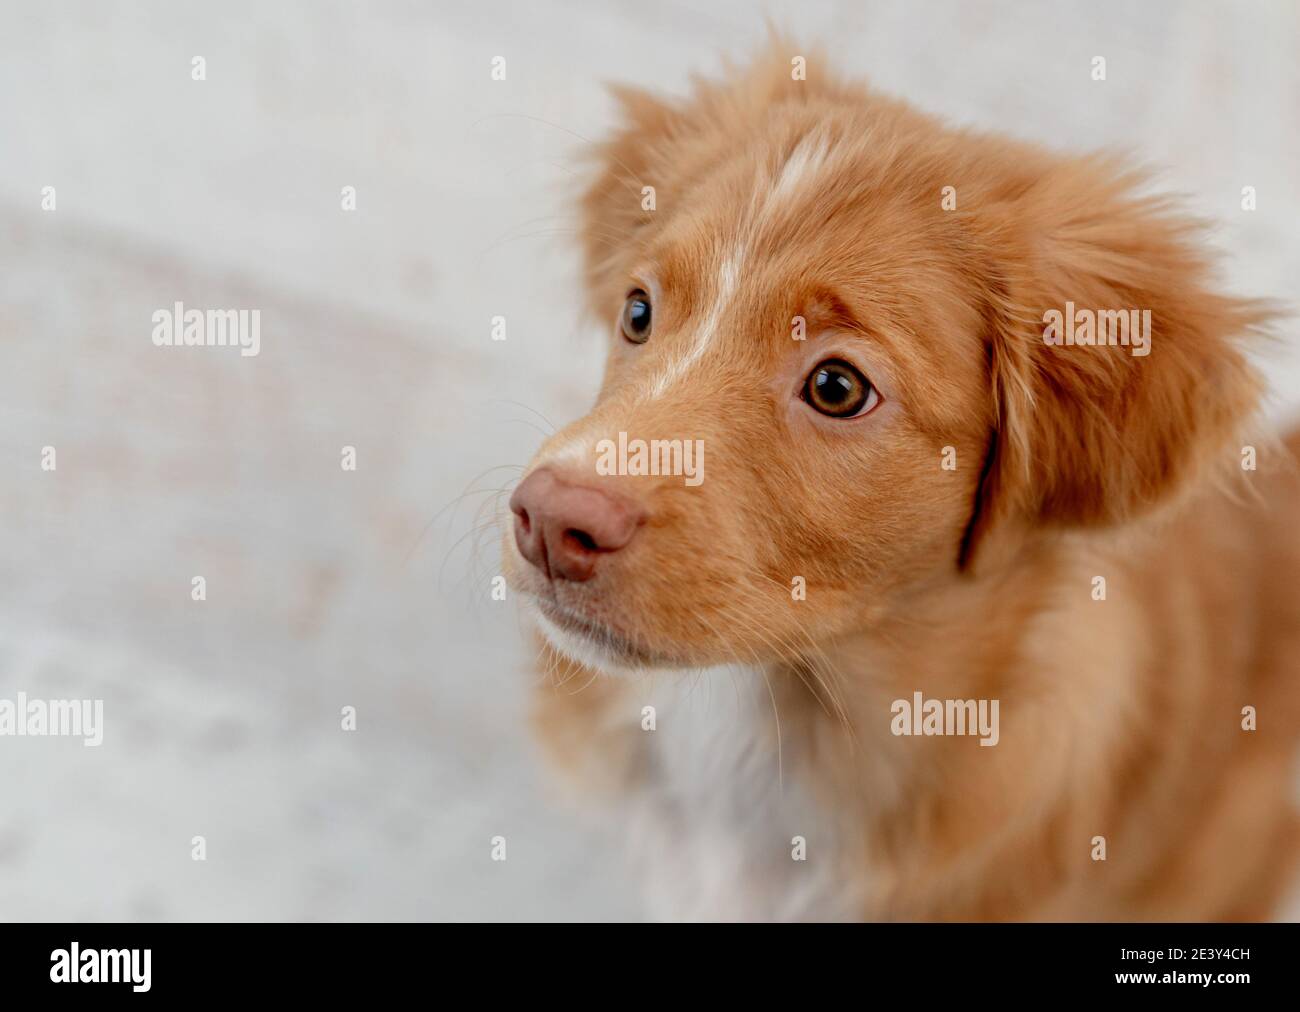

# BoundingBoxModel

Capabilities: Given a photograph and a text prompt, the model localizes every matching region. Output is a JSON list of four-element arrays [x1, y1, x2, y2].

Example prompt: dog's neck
[[537, 532, 1131, 918]]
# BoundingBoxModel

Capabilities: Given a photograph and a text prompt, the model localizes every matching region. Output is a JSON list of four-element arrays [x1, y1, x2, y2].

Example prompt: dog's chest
[[614, 669, 858, 921]]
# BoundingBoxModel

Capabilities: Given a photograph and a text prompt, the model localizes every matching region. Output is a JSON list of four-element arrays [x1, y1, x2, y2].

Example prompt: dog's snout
[[510, 468, 644, 581]]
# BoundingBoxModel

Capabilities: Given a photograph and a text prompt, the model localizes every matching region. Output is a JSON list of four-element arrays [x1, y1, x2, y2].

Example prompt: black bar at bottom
[[0, 921, 1284, 997]]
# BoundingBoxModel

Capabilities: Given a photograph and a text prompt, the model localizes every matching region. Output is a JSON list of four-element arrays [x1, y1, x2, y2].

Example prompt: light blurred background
[[1, 0, 1297, 920]]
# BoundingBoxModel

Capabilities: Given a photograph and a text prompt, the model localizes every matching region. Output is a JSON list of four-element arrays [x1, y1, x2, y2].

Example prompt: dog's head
[[503, 46, 1266, 676]]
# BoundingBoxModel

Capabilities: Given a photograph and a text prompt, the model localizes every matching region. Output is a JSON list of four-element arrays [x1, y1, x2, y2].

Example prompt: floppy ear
[[961, 158, 1271, 569]]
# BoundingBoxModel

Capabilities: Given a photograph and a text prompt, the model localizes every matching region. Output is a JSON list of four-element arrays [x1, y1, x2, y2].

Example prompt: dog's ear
[[961, 158, 1271, 570], [580, 37, 827, 312], [579, 85, 682, 311]]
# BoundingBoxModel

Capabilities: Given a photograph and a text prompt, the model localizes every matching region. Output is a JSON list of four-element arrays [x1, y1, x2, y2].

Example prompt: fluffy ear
[[961, 159, 1271, 569], [578, 85, 682, 311], [580, 36, 828, 312]]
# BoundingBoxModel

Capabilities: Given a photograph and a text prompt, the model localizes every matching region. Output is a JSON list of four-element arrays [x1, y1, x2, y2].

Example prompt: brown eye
[[803, 359, 878, 418], [620, 290, 652, 344]]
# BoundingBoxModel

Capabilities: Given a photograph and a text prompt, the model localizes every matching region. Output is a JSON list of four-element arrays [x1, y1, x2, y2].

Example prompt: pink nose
[[509, 468, 644, 582]]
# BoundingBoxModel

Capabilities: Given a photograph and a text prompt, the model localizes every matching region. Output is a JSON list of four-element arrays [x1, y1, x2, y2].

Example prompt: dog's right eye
[[620, 291, 652, 344]]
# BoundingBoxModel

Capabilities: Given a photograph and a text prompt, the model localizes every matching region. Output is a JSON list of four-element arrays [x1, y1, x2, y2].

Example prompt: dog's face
[[504, 49, 1263, 675]]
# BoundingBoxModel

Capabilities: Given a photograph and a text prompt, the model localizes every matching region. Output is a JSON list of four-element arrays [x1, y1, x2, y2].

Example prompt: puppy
[[501, 43, 1300, 921]]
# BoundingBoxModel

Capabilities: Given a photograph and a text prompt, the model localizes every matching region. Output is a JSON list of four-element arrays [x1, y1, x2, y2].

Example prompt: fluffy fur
[[502, 42, 1300, 921]]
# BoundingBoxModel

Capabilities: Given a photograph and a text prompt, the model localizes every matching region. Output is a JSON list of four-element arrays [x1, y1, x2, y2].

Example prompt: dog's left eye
[[802, 359, 879, 418], [620, 291, 652, 344]]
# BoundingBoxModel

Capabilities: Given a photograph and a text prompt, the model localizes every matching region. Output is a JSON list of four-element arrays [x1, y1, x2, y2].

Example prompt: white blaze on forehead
[[646, 244, 745, 399], [639, 132, 836, 402], [768, 132, 833, 207]]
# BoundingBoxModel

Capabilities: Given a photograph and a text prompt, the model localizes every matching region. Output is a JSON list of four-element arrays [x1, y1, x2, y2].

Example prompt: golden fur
[[502, 42, 1300, 920]]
